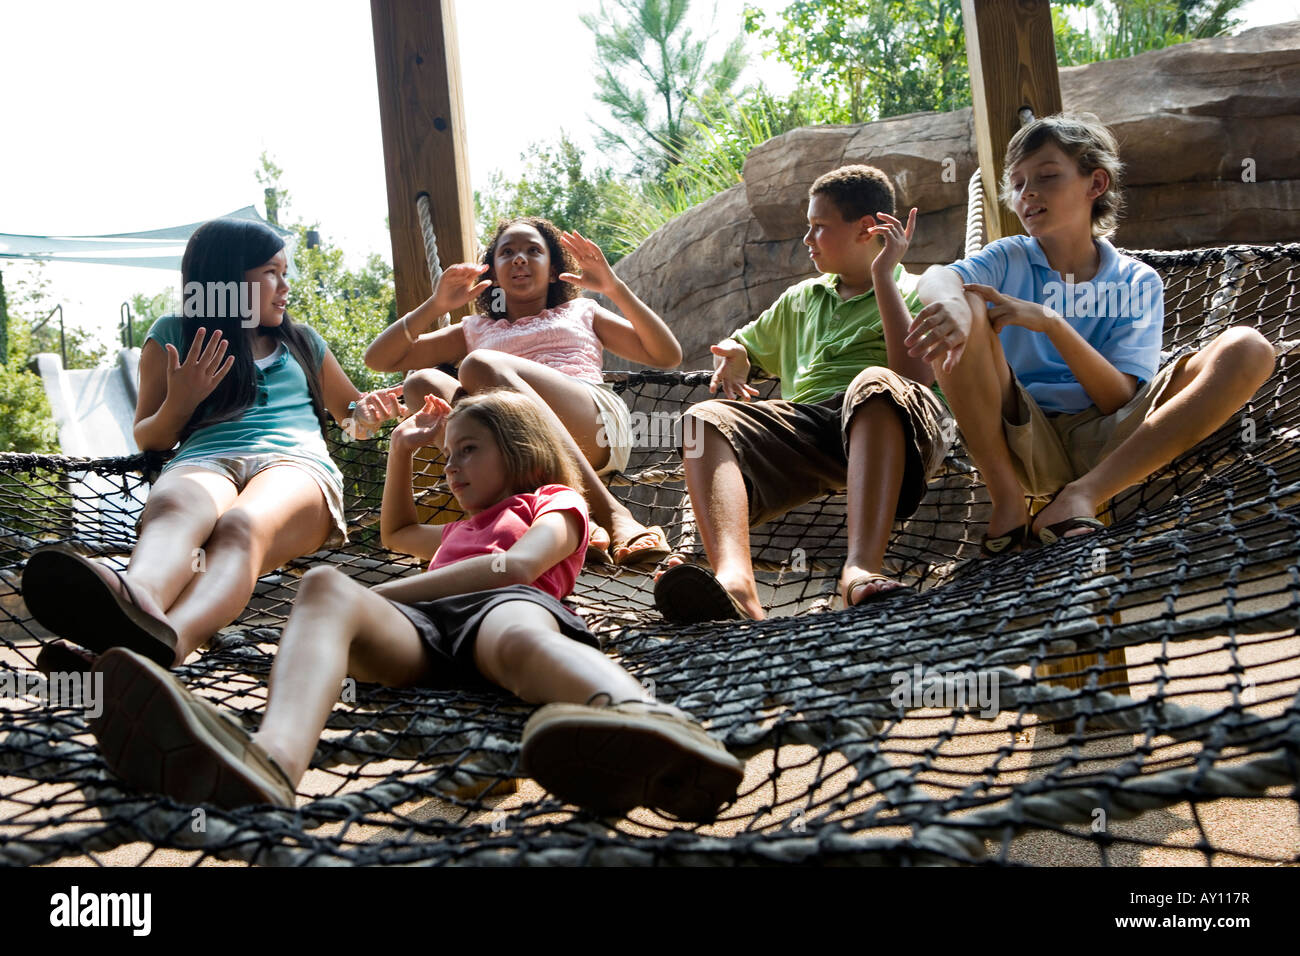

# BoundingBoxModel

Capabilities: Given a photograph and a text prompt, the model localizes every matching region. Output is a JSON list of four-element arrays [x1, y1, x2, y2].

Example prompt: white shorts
[[587, 380, 632, 476]]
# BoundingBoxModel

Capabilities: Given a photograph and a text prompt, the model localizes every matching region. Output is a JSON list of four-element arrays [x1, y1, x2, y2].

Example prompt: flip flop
[[21, 545, 178, 668], [842, 573, 908, 608], [611, 525, 671, 566], [1036, 516, 1106, 545], [586, 526, 613, 566], [653, 563, 749, 624], [980, 523, 1032, 558]]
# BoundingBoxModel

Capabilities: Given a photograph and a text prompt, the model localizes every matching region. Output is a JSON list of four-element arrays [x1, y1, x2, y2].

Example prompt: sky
[[1, 0, 1297, 357]]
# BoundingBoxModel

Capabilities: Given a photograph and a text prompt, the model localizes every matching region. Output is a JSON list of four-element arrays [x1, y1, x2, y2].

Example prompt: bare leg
[[115, 467, 239, 622], [473, 601, 646, 704], [932, 296, 1029, 539], [402, 366, 462, 444], [164, 466, 333, 662], [841, 397, 907, 604], [1034, 326, 1275, 536], [679, 417, 765, 620], [253, 566, 431, 785], [457, 350, 651, 550]]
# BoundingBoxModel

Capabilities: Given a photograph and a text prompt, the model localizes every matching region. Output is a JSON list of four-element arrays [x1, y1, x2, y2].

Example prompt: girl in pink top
[[365, 217, 682, 566], [88, 390, 743, 822]]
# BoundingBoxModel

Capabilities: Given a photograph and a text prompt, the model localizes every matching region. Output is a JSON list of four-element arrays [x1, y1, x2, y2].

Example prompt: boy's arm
[[869, 209, 933, 386], [370, 509, 581, 603], [709, 338, 760, 401], [962, 283, 1138, 414], [711, 288, 796, 401]]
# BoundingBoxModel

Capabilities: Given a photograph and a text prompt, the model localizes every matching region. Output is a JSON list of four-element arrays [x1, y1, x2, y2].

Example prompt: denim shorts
[[163, 452, 348, 548]]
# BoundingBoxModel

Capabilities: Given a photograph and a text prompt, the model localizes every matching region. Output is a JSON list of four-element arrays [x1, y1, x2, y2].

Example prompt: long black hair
[[177, 218, 328, 441]]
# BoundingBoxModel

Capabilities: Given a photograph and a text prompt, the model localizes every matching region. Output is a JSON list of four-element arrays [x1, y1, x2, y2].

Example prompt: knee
[[680, 408, 729, 462], [478, 624, 551, 691], [298, 564, 348, 597], [403, 368, 449, 408], [458, 350, 513, 391], [849, 366, 893, 391], [206, 506, 259, 553], [1216, 327, 1275, 381]]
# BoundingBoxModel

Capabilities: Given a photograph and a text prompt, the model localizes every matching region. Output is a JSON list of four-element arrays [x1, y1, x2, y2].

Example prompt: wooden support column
[[371, 0, 476, 319], [961, 0, 1063, 241]]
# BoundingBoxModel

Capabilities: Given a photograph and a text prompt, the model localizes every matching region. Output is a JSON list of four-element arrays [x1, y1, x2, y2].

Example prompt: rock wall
[[607, 21, 1300, 374]]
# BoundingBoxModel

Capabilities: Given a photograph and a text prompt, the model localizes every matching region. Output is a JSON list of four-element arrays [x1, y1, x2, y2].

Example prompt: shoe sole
[[91, 649, 294, 810], [653, 564, 746, 624], [522, 706, 744, 822], [23, 547, 177, 667]]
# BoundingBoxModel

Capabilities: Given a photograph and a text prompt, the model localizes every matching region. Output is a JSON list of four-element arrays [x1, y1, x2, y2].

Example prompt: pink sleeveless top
[[461, 298, 604, 383]]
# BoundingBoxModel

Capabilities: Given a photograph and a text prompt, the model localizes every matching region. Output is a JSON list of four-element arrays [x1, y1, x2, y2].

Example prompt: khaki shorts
[[1004, 352, 1192, 497], [163, 452, 348, 549], [589, 379, 632, 475], [684, 366, 953, 527]]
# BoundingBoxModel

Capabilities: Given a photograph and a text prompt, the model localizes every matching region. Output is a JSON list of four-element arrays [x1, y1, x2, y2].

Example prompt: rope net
[[1, 243, 1298, 865]]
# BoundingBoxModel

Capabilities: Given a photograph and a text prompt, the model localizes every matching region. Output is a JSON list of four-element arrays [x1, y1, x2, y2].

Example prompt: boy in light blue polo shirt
[[913, 114, 1274, 553]]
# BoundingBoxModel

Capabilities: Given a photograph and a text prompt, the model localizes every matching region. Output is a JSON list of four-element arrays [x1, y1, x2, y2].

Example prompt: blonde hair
[[1001, 113, 1125, 238], [445, 389, 585, 498]]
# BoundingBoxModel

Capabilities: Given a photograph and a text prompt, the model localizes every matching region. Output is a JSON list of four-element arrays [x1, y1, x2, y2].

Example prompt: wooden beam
[[371, 0, 476, 319], [961, 0, 1063, 241]]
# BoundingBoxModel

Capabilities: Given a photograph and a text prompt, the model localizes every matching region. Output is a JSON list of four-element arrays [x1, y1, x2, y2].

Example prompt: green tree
[[744, 0, 967, 123], [1053, 0, 1247, 64], [289, 228, 397, 394], [0, 268, 9, 365], [474, 133, 623, 258], [3, 260, 109, 370], [124, 288, 181, 348], [583, 0, 748, 175], [745, 0, 1245, 122], [256, 151, 290, 226]]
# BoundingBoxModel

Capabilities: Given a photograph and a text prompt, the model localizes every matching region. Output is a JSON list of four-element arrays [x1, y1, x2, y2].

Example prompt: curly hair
[[446, 389, 585, 499], [809, 165, 897, 222], [475, 217, 581, 318], [1001, 113, 1125, 238]]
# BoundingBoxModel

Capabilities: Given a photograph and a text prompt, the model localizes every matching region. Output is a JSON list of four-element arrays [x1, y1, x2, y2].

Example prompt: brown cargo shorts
[[1004, 351, 1193, 498], [684, 366, 953, 527]]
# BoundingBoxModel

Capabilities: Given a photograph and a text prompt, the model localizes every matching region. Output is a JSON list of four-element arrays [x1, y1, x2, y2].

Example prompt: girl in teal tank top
[[22, 218, 406, 668]]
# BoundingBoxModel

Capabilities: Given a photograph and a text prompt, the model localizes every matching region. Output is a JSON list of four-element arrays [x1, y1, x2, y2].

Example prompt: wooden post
[[371, 0, 476, 320], [961, 0, 1063, 241]]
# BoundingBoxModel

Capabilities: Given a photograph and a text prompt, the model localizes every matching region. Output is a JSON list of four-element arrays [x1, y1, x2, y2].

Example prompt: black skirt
[[386, 585, 599, 689]]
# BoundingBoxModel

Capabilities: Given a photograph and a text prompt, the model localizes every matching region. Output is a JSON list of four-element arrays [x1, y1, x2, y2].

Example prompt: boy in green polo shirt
[[655, 165, 951, 622]]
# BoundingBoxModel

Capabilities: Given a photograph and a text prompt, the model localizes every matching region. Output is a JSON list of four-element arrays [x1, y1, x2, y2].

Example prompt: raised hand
[[431, 263, 493, 313], [163, 328, 235, 413], [389, 393, 452, 453], [345, 384, 408, 441], [906, 298, 972, 374], [868, 208, 917, 275], [709, 341, 759, 402], [963, 283, 1061, 334], [557, 230, 618, 295]]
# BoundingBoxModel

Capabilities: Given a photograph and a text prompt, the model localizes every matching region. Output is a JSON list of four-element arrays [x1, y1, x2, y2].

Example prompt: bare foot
[[1032, 483, 1102, 540]]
